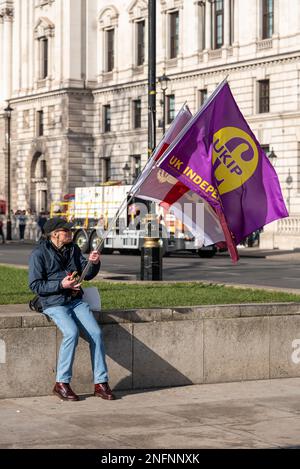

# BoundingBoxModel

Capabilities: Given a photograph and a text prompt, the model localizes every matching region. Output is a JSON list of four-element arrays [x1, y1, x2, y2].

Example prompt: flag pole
[[79, 107, 194, 283], [78, 193, 135, 282]]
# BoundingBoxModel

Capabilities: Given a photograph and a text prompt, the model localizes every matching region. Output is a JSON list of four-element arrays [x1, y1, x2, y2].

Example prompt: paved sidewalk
[[1, 378, 300, 449]]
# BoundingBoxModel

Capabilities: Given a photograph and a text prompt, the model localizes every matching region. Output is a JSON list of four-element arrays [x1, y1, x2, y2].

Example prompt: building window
[[133, 99, 142, 129], [169, 11, 179, 59], [102, 158, 111, 182], [199, 89, 208, 106], [103, 105, 111, 132], [261, 144, 270, 157], [34, 17, 55, 82], [166, 94, 175, 124], [106, 29, 114, 72], [98, 6, 118, 76], [132, 155, 141, 179], [37, 110, 44, 136], [40, 159, 47, 178], [136, 20, 145, 66], [39, 37, 48, 79], [40, 190, 48, 210], [258, 80, 270, 113], [262, 0, 274, 39], [214, 0, 224, 49]]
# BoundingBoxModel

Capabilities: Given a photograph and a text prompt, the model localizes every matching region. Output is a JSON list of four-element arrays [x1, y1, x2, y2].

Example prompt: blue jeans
[[44, 299, 108, 384]]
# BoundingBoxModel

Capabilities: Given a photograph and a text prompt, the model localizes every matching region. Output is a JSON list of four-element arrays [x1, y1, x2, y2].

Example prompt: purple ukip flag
[[157, 80, 288, 260]]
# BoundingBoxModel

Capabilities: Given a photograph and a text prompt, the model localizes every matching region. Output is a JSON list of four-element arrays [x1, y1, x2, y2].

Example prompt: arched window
[[31, 152, 49, 212], [98, 6, 119, 76], [161, 0, 183, 61], [128, 0, 148, 68], [34, 17, 55, 81]]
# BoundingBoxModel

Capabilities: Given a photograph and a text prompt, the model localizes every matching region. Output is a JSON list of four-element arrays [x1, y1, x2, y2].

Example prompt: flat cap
[[43, 217, 74, 235]]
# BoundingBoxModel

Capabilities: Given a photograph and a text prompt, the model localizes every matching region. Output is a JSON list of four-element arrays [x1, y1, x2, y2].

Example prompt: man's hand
[[61, 275, 82, 291], [89, 251, 101, 264]]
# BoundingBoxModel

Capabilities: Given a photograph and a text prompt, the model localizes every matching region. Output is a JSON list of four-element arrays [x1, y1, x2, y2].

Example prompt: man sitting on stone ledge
[[28, 217, 115, 401]]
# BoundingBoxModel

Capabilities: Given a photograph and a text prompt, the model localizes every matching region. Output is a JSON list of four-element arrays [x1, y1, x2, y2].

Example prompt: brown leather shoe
[[94, 382, 115, 400], [53, 382, 80, 401]]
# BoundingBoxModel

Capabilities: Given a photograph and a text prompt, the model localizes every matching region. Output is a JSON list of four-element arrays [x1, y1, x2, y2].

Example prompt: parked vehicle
[[50, 183, 217, 257]]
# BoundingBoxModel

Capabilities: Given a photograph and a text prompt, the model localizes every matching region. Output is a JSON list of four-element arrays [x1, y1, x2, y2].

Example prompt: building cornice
[[248, 111, 300, 124], [7, 87, 93, 105], [92, 51, 300, 95], [170, 51, 300, 83], [6, 51, 300, 104]]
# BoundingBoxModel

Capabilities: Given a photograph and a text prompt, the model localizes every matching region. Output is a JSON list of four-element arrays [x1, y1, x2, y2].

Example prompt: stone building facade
[[0, 0, 300, 247]]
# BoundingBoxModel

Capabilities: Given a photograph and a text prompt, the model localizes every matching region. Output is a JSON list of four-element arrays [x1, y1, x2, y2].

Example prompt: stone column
[[197, 1, 206, 51], [205, 0, 211, 50], [222, 0, 231, 59], [28, 0, 34, 92], [46, 27, 55, 88], [223, 0, 230, 46], [0, 15, 3, 103], [33, 31, 39, 88], [203, 0, 211, 62], [21, 2, 28, 92], [1, 7, 14, 101], [211, 0, 216, 49], [12, 0, 21, 95], [232, 0, 239, 58]]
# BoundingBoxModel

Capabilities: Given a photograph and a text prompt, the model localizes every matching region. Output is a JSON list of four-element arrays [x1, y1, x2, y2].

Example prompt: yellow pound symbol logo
[[212, 127, 259, 195]]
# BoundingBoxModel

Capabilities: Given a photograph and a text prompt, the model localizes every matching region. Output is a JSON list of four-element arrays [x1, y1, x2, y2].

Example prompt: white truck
[[50, 183, 217, 257]]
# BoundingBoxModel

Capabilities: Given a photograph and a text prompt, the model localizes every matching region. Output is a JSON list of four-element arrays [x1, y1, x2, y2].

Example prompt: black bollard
[[141, 238, 163, 281]]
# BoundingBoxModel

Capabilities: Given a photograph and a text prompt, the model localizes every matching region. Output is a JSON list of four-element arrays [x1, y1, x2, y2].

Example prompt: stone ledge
[[0, 302, 299, 329]]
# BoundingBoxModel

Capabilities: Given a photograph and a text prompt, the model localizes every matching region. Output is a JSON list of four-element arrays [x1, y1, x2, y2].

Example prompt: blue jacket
[[29, 239, 100, 310]]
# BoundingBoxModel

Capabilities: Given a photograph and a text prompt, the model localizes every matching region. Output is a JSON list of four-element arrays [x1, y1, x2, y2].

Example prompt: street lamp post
[[123, 162, 130, 185], [140, 0, 163, 281], [268, 148, 277, 166], [158, 73, 170, 135], [4, 103, 13, 241], [134, 161, 140, 180]]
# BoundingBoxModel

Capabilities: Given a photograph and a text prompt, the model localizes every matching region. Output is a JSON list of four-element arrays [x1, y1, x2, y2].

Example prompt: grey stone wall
[[1, 302, 300, 399]]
